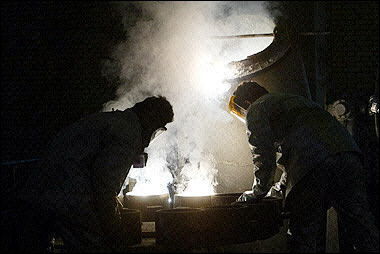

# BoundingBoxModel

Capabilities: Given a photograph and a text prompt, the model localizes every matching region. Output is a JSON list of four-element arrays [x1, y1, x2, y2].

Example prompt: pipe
[[210, 31, 329, 40], [1, 158, 41, 165], [211, 33, 274, 39]]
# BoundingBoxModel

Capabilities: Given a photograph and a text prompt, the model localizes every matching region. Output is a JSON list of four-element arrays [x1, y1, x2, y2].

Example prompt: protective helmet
[[228, 81, 268, 123], [228, 94, 247, 123]]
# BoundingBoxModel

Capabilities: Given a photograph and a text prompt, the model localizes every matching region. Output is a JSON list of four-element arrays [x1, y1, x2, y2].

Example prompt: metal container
[[227, 28, 311, 100], [120, 208, 142, 245], [124, 193, 170, 222], [245, 200, 282, 240], [144, 205, 164, 222], [173, 194, 213, 208], [155, 208, 207, 247], [262, 197, 284, 226], [210, 193, 242, 206], [203, 205, 252, 245]]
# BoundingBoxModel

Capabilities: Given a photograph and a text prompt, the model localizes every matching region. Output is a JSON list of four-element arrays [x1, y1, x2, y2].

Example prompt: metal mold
[[203, 205, 252, 244], [262, 198, 284, 226], [210, 193, 242, 206], [246, 200, 282, 240], [120, 208, 142, 245], [173, 194, 213, 208], [155, 208, 207, 247], [124, 193, 169, 221]]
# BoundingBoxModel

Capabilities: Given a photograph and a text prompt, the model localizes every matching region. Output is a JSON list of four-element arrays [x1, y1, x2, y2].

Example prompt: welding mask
[[228, 95, 247, 123], [150, 126, 167, 144], [133, 152, 148, 168], [132, 127, 167, 168]]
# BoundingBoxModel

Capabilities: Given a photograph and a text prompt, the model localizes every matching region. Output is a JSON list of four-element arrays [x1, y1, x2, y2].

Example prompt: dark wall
[[267, 1, 379, 227], [327, 1, 379, 224], [327, 1, 378, 104], [1, 1, 125, 162], [2, 1, 378, 183]]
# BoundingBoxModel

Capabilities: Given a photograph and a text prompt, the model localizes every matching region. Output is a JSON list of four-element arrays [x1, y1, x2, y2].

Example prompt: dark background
[[1, 0, 378, 223], [2, 1, 126, 162]]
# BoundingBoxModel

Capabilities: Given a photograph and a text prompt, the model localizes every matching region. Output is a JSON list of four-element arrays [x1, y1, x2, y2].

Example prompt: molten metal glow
[[125, 180, 169, 196], [179, 178, 216, 196], [125, 189, 168, 196], [122, 155, 173, 196]]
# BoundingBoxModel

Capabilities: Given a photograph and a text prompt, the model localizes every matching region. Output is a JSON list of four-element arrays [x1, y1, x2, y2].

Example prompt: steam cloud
[[102, 1, 275, 196]]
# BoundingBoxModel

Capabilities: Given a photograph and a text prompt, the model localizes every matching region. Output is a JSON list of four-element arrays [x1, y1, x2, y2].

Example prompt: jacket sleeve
[[246, 106, 277, 197]]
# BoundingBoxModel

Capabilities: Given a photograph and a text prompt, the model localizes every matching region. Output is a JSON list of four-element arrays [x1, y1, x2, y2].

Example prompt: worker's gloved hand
[[236, 190, 262, 203]]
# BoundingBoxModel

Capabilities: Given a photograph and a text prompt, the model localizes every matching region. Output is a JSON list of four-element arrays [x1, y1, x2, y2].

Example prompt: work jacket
[[17, 109, 144, 251], [245, 93, 361, 198]]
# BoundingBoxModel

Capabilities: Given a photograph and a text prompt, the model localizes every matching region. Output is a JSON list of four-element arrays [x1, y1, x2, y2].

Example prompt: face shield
[[150, 126, 167, 144], [228, 95, 247, 123], [133, 127, 167, 168]]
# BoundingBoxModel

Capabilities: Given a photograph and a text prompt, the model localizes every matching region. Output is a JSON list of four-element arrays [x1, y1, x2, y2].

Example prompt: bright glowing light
[[112, 3, 276, 200], [126, 187, 168, 197], [179, 191, 215, 197], [120, 151, 173, 196], [178, 177, 216, 196], [175, 156, 218, 197], [194, 59, 233, 98]]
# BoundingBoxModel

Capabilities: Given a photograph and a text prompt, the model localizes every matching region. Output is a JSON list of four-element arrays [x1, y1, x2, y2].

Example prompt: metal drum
[[231, 199, 282, 241], [124, 193, 170, 221], [173, 194, 213, 208], [210, 193, 242, 206], [120, 208, 142, 245], [246, 199, 282, 240], [155, 208, 207, 247], [262, 197, 284, 226], [203, 205, 251, 245]]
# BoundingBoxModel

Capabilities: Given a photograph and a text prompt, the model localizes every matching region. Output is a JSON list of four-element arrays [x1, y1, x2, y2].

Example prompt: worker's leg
[[325, 152, 379, 253], [285, 168, 329, 253]]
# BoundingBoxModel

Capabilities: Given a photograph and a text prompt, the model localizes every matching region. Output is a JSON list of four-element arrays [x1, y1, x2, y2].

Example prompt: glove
[[265, 182, 285, 199], [236, 190, 263, 203]]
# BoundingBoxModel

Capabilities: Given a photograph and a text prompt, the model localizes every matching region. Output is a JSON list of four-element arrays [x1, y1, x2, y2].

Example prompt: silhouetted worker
[[232, 81, 379, 252], [1, 96, 174, 253]]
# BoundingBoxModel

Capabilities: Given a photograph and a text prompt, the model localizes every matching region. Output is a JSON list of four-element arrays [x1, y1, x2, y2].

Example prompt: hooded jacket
[[245, 93, 361, 198]]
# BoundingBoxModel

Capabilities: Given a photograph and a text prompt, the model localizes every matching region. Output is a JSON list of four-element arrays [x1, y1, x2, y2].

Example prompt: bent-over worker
[[233, 81, 378, 252], [1, 96, 174, 253]]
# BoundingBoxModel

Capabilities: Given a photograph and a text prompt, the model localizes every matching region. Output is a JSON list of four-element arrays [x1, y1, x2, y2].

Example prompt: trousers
[[284, 152, 379, 253]]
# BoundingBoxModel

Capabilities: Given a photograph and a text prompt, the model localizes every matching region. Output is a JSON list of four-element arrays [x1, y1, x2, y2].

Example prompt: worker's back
[[246, 92, 361, 195]]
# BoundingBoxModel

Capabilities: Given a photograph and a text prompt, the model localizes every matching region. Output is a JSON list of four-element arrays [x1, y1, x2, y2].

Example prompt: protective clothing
[[241, 92, 379, 252], [243, 92, 360, 198], [16, 109, 144, 252], [286, 152, 379, 252]]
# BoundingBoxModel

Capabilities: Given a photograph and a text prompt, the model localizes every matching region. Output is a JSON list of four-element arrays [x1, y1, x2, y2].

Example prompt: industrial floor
[[52, 221, 289, 253], [52, 209, 340, 253]]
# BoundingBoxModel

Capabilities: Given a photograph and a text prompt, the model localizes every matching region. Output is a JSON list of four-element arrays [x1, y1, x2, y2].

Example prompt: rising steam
[[102, 1, 275, 196]]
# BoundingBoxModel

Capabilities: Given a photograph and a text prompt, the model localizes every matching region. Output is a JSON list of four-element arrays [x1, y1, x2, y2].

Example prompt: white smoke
[[103, 1, 275, 196]]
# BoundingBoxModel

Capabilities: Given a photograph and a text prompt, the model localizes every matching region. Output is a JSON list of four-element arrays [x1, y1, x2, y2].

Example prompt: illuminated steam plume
[[101, 1, 275, 196]]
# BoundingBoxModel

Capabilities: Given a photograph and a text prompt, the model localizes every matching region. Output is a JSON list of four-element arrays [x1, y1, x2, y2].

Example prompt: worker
[[1, 96, 174, 253], [232, 81, 379, 252]]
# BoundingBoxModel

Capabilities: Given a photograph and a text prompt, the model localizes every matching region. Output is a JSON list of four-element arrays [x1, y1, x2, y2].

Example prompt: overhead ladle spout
[[211, 33, 274, 39], [210, 31, 329, 39]]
